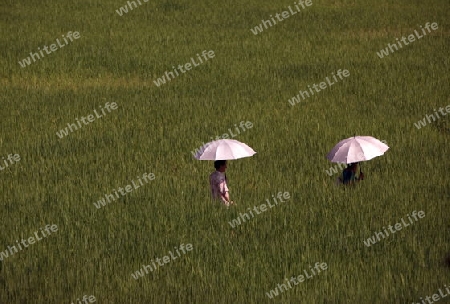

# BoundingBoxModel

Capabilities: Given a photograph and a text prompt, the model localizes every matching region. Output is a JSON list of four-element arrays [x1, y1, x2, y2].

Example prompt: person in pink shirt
[[209, 160, 235, 206]]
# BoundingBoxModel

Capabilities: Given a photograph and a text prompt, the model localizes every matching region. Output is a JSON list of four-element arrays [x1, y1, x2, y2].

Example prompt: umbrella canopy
[[327, 136, 389, 164], [193, 139, 256, 160]]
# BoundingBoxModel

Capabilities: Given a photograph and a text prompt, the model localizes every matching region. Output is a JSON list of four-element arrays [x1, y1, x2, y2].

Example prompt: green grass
[[0, 0, 449, 302]]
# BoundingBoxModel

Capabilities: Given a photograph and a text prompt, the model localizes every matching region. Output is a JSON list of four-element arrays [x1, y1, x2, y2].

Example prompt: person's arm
[[219, 179, 231, 204], [223, 192, 231, 204], [357, 164, 364, 181], [357, 171, 364, 181]]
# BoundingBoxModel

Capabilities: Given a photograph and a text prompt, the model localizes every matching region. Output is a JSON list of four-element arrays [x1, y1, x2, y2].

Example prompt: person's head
[[214, 160, 227, 172], [347, 163, 358, 172]]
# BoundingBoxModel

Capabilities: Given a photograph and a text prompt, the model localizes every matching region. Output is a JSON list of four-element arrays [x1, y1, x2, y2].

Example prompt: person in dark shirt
[[341, 162, 364, 185]]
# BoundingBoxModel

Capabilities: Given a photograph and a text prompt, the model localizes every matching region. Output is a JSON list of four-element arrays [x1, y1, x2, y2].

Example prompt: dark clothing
[[342, 169, 355, 184], [342, 167, 363, 184]]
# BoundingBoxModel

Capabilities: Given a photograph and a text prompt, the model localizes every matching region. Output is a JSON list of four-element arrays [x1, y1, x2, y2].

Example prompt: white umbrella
[[194, 139, 256, 160], [327, 136, 389, 164]]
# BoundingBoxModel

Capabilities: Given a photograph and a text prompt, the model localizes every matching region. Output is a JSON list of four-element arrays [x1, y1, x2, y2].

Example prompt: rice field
[[0, 0, 449, 302]]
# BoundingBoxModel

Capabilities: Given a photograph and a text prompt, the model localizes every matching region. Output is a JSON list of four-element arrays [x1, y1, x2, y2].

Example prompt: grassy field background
[[0, 0, 449, 302]]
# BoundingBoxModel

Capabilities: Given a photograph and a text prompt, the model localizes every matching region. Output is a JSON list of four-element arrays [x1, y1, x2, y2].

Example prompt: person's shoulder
[[210, 171, 220, 178]]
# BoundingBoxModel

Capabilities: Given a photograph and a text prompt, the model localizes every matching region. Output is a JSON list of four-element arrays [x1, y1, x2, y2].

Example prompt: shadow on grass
[[432, 116, 450, 136]]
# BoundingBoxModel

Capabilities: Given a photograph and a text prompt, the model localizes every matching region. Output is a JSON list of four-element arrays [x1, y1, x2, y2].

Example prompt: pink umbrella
[[193, 139, 256, 160], [327, 136, 389, 175]]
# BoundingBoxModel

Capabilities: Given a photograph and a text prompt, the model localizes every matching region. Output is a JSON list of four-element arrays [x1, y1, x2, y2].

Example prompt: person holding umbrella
[[327, 136, 389, 186], [209, 160, 234, 206], [193, 139, 256, 207]]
